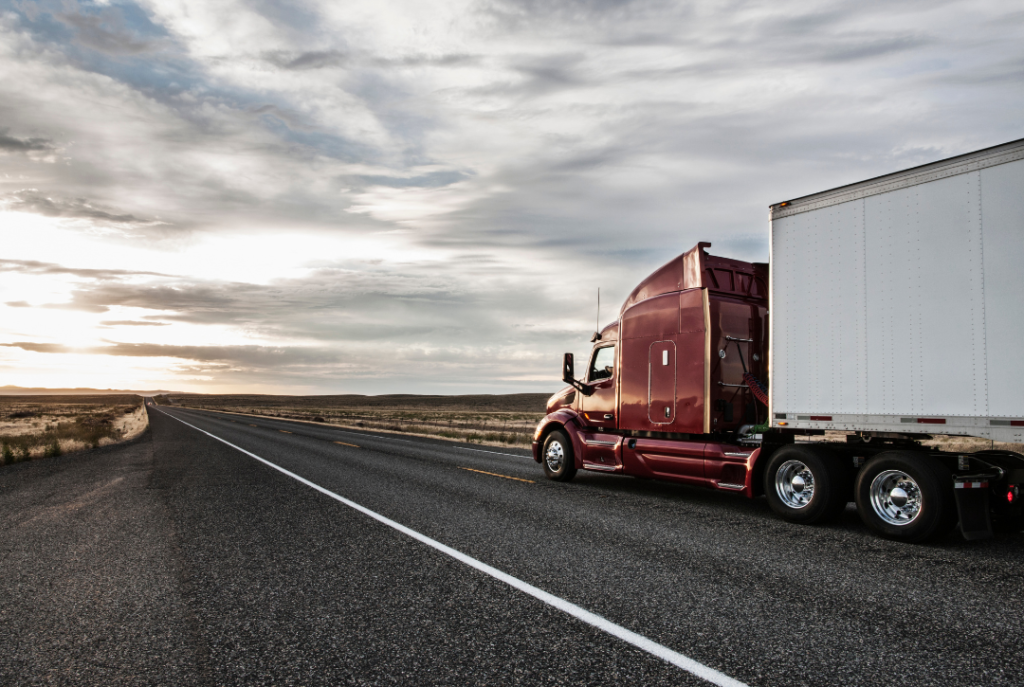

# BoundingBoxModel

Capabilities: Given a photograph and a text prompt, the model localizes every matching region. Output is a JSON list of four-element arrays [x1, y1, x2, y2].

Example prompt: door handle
[[603, 414, 614, 420]]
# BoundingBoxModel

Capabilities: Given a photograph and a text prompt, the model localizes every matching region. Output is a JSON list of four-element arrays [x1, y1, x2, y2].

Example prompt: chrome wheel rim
[[775, 459, 815, 509], [870, 470, 922, 526], [545, 440, 565, 472]]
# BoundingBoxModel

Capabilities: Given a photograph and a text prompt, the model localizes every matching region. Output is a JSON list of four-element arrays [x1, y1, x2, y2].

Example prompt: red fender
[[531, 409, 585, 469]]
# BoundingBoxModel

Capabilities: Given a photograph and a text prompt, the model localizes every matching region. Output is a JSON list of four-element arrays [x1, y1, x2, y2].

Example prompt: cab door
[[580, 343, 621, 469], [581, 344, 617, 430]]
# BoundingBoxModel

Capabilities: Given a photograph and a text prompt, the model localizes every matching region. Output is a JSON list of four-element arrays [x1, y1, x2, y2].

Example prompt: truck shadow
[[566, 471, 1023, 553]]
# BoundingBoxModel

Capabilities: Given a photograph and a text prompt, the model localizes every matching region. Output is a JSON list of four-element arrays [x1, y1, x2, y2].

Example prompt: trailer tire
[[855, 452, 957, 543], [542, 429, 577, 482], [764, 445, 850, 524]]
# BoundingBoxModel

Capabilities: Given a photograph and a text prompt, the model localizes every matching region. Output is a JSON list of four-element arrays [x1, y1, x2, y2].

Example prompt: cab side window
[[588, 345, 616, 382]]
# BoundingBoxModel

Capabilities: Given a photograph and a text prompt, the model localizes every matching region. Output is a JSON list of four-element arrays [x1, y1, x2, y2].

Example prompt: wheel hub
[[775, 460, 815, 509], [545, 441, 565, 472], [889, 486, 909, 508], [869, 470, 922, 526]]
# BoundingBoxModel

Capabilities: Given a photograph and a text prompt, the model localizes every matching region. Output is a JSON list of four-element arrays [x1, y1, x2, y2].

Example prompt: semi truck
[[532, 137, 1024, 542]]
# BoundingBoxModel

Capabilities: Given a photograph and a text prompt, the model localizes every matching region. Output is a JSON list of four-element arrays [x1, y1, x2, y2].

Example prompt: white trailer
[[759, 138, 1024, 541], [769, 138, 1024, 443]]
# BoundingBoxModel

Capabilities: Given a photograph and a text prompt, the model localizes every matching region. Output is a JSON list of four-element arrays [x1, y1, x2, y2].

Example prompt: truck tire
[[855, 452, 958, 543], [542, 429, 577, 482], [764, 445, 850, 524]]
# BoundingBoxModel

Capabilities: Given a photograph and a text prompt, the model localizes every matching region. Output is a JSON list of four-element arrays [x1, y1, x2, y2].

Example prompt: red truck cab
[[533, 243, 772, 496]]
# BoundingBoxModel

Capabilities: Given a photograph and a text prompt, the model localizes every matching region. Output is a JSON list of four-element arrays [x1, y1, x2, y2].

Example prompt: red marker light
[[1008, 486, 1018, 504]]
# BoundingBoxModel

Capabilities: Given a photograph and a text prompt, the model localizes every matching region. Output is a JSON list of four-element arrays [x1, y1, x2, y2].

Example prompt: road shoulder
[[0, 432, 211, 686]]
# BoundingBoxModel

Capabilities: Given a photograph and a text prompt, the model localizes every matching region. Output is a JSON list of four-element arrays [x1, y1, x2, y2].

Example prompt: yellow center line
[[334, 441, 360, 448], [280, 430, 292, 434], [459, 467, 535, 484]]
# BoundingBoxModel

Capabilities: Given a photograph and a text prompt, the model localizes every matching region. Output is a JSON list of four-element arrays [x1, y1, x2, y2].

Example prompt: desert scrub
[[0, 396, 148, 465], [167, 392, 549, 448], [44, 438, 62, 458]]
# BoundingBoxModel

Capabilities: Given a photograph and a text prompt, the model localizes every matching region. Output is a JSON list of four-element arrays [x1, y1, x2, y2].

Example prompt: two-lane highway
[[3, 404, 1023, 686]]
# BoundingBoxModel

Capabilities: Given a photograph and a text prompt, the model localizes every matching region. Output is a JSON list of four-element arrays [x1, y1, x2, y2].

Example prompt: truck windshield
[[588, 346, 615, 382]]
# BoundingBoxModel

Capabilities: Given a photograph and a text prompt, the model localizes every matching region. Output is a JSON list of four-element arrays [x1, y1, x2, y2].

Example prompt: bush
[[1, 443, 11, 465], [44, 438, 62, 458]]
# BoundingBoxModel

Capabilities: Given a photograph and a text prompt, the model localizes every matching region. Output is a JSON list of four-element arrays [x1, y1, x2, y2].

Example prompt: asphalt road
[[2, 405, 1022, 687]]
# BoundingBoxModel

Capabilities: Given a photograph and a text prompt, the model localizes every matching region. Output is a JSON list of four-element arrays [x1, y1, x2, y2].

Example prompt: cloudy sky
[[1, 0, 1022, 394]]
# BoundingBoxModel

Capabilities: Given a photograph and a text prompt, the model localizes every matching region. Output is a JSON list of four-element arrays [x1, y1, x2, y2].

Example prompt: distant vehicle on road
[[533, 138, 1024, 542]]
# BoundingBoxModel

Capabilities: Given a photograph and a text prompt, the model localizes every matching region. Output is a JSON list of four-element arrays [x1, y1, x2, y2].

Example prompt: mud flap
[[953, 477, 993, 541]]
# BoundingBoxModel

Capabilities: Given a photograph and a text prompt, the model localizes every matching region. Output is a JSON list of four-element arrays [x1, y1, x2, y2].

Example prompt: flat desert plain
[[157, 392, 551, 447]]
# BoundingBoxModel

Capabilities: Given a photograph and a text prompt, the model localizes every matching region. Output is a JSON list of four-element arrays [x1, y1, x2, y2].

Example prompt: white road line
[[157, 409, 748, 687]]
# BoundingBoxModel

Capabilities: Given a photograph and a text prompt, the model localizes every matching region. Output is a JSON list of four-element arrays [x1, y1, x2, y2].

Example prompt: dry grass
[[160, 393, 1024, 454], [160, 393, 550, 448], [0, 395, 148, 466]]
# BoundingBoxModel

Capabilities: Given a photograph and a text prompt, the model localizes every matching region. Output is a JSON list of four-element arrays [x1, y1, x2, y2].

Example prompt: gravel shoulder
[[0, 428, 209, 686]]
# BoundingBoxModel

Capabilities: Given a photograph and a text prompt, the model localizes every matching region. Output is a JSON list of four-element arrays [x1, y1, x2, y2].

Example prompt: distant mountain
[[0, 385, 180, 396]]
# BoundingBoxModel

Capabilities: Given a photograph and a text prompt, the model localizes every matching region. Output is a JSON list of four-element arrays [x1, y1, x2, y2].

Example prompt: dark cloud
[[483, 0, 643, 30], [373, 53, 480, 68], [93, 342, 343, 366], [41, 302, 110, 314], [355, 171, 470, 188], [817, 34, 933, 63], [264, 50, 347, 71], [0, 130, 57, 154], [0, 259, 171, 281], [1, 190, 164, 226], [470, 53, 589, 98], [242, 0, 325, 36], [57, 8, 155, 56], [0, 340, 341, 369], [265, 49, 480, 71], [0, 342, 72, 354]]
